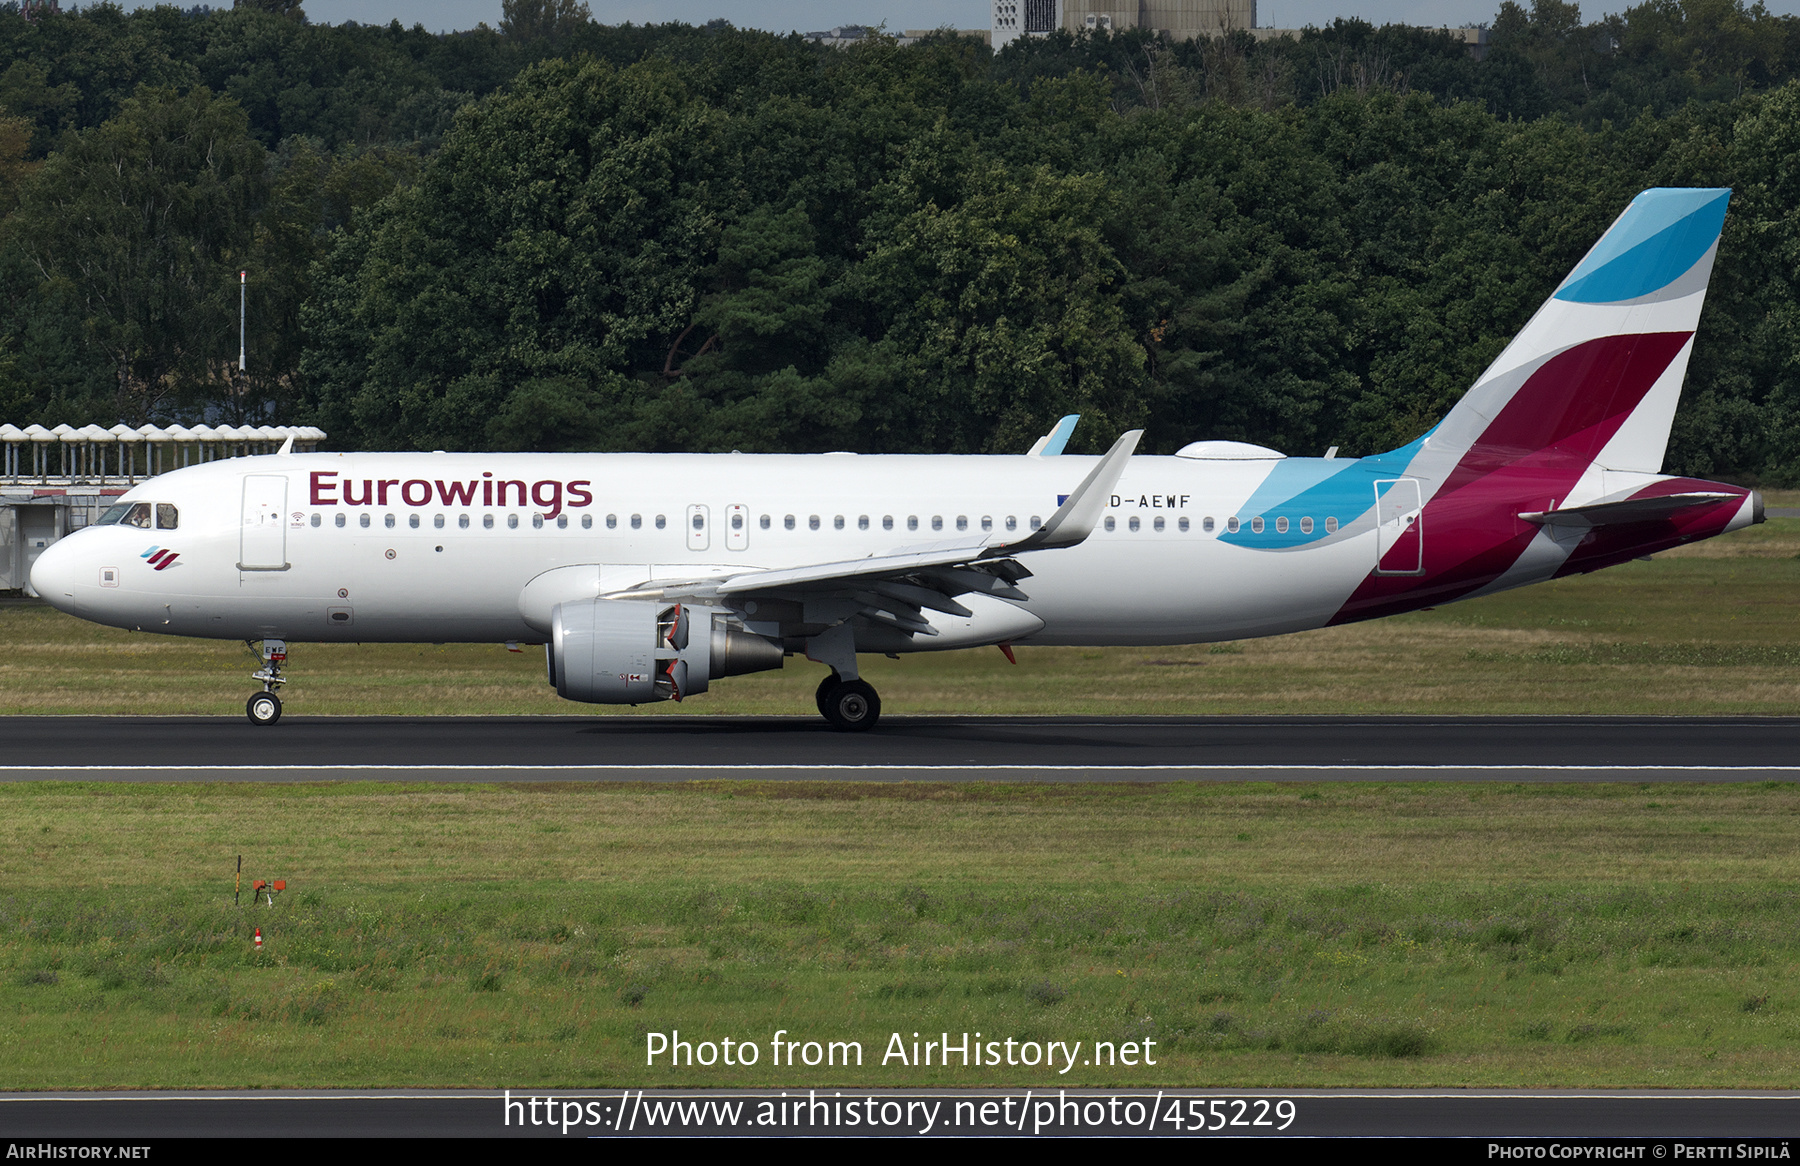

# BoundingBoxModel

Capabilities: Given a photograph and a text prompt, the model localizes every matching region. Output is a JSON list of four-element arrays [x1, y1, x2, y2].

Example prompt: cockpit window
[[121, 503, 154, 529], [155, 504, 178, 530], [98, 503, 132, 525]]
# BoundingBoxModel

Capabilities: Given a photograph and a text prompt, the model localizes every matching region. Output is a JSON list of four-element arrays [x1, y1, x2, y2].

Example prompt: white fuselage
[[33, 450, 1407, 647]]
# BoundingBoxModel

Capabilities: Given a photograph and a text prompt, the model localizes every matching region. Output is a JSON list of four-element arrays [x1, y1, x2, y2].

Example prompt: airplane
[[29, 187, 1762, 731]]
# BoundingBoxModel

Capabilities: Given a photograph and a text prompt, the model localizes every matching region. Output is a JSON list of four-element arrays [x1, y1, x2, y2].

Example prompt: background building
[[994, 0, 1256, 50]]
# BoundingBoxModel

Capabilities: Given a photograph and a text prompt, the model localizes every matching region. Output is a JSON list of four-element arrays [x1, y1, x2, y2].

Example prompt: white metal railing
[[0, 423, 326, 486]]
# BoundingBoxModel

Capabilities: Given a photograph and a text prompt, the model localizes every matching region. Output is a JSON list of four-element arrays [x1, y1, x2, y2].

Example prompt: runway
[[3, 714, 1799, 781]]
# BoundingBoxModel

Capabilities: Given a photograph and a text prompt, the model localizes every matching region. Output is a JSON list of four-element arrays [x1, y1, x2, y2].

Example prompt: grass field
[[2, 781, 1799, 1088], [2, 516, 1798, 1090], [3, 516, 1800, 717]]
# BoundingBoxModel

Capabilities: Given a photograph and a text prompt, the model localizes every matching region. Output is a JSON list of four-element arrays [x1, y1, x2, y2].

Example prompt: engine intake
[[548, 598, 784, 704]]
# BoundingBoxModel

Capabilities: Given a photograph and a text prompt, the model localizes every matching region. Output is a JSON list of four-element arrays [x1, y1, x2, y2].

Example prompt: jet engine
[[547, 598, 785, 704]]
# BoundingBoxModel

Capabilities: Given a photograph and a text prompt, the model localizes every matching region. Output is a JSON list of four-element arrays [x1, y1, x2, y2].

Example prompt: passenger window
[[1005, 516, 1016, 531], [1251, 517, 1265, 533], [508, 514, 520, 529], [833, 515, 844, 530], [557, 515, 568, 529], [956, 516, 967, 531], [1325, 517, 1339, 533], [458, 514, 470, 529], [384, 513, 396, 529], [1104, 516, 1116, 531], [809, 515, 820, 531], [907, 516, 918, 531], [1128, 516, 1140, 531], [360, 514, 371, 529], [311, 514, 321, 528], [1153, 516, 1164, 531], [731, 512, 743, 530], [409, 514, 420, 529], [760, 514, 771, 530], [631, 514, 642, 529], [483, 514, 494, 529], [606, 514, 617, 529], [1030, 516, 1041, 530], [931, 516, 943, 531], [1300, 517, 1313, 534], [654, 515, 666, 530], [882, 515, 893, 530], [434, 514, 444, 529], [692, 513, 704, 530], [581, 515, 591, 529], [1275, 517, 1288, 533], [1179, 516, 1190, 532], [784, 515, 795, 530], [1226, 517, 1239, 533], [857, 515, 869, 530], [336, 513, 346, 528], [1203, 516, 1214, 532], [156, 504, 178, 530], [532, 514, 543, 529]]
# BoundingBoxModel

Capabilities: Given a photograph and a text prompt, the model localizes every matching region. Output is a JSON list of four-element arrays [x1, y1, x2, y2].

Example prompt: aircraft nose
[[28, 537, 80, 614]]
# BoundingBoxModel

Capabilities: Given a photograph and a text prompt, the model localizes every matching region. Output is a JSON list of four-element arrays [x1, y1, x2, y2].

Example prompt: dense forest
[[0, 0, 1797, 481]]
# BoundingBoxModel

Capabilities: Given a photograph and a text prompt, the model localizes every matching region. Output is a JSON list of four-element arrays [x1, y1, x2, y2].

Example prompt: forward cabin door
[[239, 474, 289, 571], [1373, 478, 1424, 576]]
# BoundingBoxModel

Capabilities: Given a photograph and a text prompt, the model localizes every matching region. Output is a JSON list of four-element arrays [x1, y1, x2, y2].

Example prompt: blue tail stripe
[[1554, 188, 1729, 304]]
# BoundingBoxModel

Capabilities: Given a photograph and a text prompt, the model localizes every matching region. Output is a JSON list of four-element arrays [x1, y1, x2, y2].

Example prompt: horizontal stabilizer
[[1519, 491, 1739, 528]]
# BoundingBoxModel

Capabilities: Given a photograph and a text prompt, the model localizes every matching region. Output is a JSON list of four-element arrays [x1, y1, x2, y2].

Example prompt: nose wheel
[[817, 675, 880, 731], [246, 691, 282, 725], [246, 638, 289, 726]]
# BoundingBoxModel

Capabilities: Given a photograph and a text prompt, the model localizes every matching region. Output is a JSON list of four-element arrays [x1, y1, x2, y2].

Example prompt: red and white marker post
[[254, 927, 262, 951]]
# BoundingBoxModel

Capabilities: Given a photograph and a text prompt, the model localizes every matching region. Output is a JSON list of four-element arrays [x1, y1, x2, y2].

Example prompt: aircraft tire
[[815, 672, 840, 718], [820, 678, 880, 732], [246, 692, 282, 726]]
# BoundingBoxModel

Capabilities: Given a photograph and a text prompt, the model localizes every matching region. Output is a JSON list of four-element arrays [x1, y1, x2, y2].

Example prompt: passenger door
[[239, 475, 289, 571], [1373, 478, 1424, 576]]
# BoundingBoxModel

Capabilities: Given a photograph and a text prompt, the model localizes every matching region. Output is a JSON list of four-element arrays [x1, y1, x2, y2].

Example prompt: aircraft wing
[[615, 430, 1142, 638]]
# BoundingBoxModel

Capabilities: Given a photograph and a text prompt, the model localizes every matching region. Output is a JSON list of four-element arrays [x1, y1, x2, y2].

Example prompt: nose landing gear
[[246, 639, 288, 726], [815, 672, 881, 732]]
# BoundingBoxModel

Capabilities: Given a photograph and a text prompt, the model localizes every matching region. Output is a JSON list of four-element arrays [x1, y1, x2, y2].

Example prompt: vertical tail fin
[[1411, 188, 1730, 485]]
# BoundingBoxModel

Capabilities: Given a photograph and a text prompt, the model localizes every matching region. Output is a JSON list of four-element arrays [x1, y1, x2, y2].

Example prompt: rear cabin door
[[239, 475, 289, 571], [1373, 478, 1424, 576]]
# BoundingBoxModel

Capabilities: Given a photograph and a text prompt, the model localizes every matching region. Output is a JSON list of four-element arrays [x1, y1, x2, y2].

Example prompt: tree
[[233, 1, 306, 18], [8, 86, 268, 421], [500, 0, 592, 41]]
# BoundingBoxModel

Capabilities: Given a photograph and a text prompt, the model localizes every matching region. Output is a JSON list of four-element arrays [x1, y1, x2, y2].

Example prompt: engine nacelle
[[548, 598, 784, 704]]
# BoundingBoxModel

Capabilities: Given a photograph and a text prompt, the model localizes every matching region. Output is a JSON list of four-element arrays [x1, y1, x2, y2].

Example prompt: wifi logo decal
[[141, 546, 181, 571]]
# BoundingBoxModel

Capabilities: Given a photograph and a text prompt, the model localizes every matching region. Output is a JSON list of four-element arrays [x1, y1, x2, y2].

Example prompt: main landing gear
[[815, 672, 881, 732], [246, 639, 288, 726]]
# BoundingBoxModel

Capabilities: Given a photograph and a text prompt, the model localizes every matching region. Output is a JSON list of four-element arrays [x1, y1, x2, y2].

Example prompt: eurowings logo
[[141, 546, 181, 571]]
